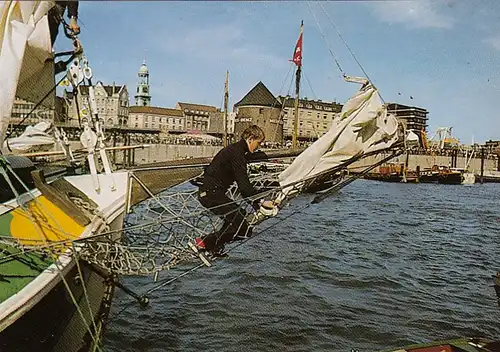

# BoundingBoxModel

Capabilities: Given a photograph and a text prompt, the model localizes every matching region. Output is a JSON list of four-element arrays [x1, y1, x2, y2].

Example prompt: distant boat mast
[[223, 70, 229, 147]]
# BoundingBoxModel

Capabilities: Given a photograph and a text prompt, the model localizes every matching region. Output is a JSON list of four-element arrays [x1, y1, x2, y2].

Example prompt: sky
[[54, 1, 500, 144]]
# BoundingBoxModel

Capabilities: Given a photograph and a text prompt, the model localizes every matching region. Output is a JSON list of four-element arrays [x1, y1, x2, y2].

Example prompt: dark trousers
[[48, 9, 61, 46], [198, 189, 251, 250]]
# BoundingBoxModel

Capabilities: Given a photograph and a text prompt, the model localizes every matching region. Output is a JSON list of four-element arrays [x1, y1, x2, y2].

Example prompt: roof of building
[[78, 82, 126, 97], [234, 81, 281, 108], [277, 95, 342, 111], [129, 106, 184, 116], [177, 102, 218, 112], [386, 102, 428, 113], [139, 60, 149, 74]]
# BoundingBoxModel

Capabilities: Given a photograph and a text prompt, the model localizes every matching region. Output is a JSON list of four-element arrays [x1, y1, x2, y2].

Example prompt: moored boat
[[0, 165, 128, 351], [380, 337, 499, 352]]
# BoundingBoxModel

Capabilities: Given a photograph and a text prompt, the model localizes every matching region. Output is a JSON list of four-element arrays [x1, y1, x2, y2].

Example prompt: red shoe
[[194, 237, 206, 250]]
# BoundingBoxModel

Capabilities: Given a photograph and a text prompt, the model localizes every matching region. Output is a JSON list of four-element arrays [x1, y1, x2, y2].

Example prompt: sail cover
[[0, 1, 55, 149], [278, 76, 399, 194], [4, 120, 54, 153]]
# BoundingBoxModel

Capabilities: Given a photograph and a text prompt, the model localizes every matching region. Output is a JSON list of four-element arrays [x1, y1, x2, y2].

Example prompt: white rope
[[305, 1, 344, 76]]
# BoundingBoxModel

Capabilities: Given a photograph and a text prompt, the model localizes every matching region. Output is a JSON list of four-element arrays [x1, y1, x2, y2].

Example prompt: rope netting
[[78, 165, 304, 276], [0, 146, 401, 281], [0, 160, 345, 275]]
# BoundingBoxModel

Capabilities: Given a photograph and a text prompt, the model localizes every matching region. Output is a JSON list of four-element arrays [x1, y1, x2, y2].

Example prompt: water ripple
[[104, 181, 500, 351]]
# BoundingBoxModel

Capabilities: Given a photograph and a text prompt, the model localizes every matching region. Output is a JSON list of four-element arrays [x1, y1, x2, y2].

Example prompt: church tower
[[135, 60, 151, 106]]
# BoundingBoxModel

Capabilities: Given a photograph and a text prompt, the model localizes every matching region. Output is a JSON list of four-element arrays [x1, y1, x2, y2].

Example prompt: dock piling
[[480, 148, 485, 184]]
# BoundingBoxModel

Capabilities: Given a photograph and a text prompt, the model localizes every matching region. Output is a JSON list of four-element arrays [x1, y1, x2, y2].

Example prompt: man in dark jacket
[[196, 125, 273, 253], [49, 1, 80, 46]]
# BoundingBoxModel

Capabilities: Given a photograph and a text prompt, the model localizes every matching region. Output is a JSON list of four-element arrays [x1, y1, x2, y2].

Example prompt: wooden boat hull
[[364, 173, 404, 183], [0, 260, 112, 352], [418, 173, 439, 183], [437, 172, 463, 184], [0, 171, 128, 351]]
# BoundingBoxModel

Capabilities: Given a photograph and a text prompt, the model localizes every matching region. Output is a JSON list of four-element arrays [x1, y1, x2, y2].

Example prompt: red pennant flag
[[291, 21, 303, 67]]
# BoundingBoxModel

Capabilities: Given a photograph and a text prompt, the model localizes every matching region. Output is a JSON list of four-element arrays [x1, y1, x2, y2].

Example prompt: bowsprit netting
[[0, 147, 397, 280], [78, 188, 223, 275], [77, 163, 342, 276]]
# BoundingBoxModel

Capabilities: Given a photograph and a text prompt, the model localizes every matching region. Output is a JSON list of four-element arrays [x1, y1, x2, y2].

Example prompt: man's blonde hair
[[241, 125, 265, 141]]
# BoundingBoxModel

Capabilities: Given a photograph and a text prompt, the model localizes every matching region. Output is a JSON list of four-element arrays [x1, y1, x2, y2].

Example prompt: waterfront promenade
[[118, 143, 498, 175]]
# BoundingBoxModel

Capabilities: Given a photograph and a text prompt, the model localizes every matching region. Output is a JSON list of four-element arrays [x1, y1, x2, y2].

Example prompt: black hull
[[0, 262, 114, 352], [419, 174, 439, 183], [437, 173, 462, 184], [480, 176, 500, 183], [364, 174, 404, 183]]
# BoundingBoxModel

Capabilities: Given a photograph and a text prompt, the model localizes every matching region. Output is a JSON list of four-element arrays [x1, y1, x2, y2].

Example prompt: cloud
[[369, 1, 455, 29], [483, 37, 500, 51], [135, 22, 292, 109], [154, 22, 286, 69]]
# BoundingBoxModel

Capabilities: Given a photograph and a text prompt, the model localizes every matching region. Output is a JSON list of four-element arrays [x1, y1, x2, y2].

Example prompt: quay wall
[[131, 145, 498, 173], [348, 153, 498, 173], [132, 144, 221, 163], [66, 142, 498, 173]]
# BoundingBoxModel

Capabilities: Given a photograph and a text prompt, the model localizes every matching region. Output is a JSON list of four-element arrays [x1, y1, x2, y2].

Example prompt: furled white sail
[[0, 1, 55, 150], [278, 76, 399, 194], [4, 120, 54, 153]]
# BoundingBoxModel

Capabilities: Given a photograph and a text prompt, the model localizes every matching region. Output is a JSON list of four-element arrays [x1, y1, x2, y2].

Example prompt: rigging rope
[[0, 160, 103, 349], [317, 2, 370, 79], [306, 1, 387, 105], [272, 64, 305, 145], [305, 1, 344, 76], [5, 74, 68, 140], [111, 150, 402, 299], [1, 145, 404, 322], [268, 62, 296, 144], [317, 1, 389, 106], [301, 69, 317, 101]]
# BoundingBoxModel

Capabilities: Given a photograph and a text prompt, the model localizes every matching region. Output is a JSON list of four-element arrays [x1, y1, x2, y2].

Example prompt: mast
[[293, 66, 301, 149], [291, 21, 303, 150], [223, 70, 229, 147]]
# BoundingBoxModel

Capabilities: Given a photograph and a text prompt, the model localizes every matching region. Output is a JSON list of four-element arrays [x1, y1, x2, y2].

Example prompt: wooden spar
[[223, 70, 229, 147], [105, 144, 150, 152], [17, 144, 150, 158]]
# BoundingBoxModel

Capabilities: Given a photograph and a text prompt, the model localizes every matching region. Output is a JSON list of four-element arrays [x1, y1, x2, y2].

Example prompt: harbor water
[[103, 180, 500, 351]]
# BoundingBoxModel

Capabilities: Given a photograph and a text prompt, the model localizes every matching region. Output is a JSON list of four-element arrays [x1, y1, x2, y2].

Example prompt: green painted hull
[[380, 337, 499, 352], [0, 243, 53, 304], [0, 260, 113, 352]]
